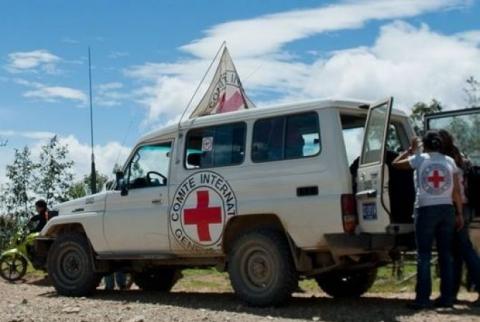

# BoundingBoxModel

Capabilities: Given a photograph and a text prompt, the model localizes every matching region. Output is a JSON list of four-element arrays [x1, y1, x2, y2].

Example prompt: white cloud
[[108, 51, 129, 59], [14, 78, 87, 105], [0, 130, 55, 140], [293, 21, 480, 110], [95, 82, 131, 107], [47, 135, 130, 179], [24, 85, 87, 104], [125, 0, 476, 125], [6, 49, 60, 74], [181, 0, 465, 58]]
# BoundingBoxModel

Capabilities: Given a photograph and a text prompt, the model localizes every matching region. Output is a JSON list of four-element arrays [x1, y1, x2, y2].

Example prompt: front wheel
[[0, 253, 28, 282], [315, 268, 377, 298], [47, 233, 100, 296], [228, 229, 298, 307]]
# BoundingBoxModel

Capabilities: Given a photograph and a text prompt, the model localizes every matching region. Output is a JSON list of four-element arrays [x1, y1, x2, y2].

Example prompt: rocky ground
[[1, 276, 479, 322]]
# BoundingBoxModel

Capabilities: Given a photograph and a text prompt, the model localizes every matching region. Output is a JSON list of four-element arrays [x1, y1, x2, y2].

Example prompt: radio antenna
[[88, 47, 97, 194]]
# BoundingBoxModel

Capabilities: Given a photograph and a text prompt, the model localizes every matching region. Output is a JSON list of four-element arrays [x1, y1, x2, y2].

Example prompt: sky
[[0, 0, 479, 182]]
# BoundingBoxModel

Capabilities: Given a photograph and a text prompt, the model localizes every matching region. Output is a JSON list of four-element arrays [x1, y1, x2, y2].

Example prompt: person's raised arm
[[452, 172, 464, 231], [392, 137, 418, 170]]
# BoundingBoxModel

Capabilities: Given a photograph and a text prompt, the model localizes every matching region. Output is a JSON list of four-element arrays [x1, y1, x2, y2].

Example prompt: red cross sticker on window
[[427, 170, 445, 188], [183, 190, 222, 242]]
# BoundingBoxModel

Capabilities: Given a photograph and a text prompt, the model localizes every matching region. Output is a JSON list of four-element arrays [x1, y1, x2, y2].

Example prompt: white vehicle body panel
[[44, 99, 414, 260]]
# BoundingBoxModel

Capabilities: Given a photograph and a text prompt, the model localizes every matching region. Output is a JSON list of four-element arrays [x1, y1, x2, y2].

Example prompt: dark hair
[[438, 129, 464, 168], [35, 199, 47, 209], [422, 130, 443, 152]]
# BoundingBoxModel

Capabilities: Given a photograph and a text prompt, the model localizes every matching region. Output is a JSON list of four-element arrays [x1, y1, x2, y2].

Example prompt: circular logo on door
[[169, 171, 237, 250]]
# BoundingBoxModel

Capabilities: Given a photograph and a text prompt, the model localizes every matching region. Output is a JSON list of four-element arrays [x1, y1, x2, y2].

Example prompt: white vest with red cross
[[409, 152, 458, 208]]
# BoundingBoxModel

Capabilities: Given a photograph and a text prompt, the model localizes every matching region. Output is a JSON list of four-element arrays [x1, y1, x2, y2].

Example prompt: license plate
[[362, 203, 377, 220]]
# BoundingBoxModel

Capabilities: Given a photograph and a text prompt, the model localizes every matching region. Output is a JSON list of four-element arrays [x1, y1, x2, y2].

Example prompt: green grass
[[177, 264, 441, 294]]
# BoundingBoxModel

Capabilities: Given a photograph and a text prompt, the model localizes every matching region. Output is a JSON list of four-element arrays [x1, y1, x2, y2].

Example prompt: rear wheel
[[228, 229, 298, 307], [133, 268, 179, 292], [315, 268, 377, 298], [0, 253, 28, 282], [47, 233, 100, 296]]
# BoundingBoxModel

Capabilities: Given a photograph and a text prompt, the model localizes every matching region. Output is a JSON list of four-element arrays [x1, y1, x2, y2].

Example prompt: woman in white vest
[[393, 130, 464, 309]]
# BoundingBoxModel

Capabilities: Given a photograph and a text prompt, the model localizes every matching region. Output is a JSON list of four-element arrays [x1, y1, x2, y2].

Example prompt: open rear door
[[356, 97, 394, 233], [425, 107, 480, 247]]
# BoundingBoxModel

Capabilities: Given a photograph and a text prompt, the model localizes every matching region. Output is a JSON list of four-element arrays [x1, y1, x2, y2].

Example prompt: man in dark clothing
[[29, 200, 56, 233]]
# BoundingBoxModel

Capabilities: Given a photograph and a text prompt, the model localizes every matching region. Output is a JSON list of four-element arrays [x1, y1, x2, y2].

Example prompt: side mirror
[[115, 171, 128, 196]]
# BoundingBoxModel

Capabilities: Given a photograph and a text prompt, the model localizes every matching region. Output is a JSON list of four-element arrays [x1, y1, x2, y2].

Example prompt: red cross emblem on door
[[183, 190, 222, 242], [427, 170, 445, 188]]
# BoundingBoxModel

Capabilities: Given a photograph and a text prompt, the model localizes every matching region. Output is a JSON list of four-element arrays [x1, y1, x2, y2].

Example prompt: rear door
[[356, 97, 394, 233], [425, 108, 480, 247]]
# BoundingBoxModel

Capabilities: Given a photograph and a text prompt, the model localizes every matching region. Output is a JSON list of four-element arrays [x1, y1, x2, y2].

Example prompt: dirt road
[[1, 277, 479, 322]]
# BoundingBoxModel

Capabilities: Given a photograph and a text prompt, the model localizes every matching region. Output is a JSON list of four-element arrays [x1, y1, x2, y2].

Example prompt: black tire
[[315, 268, 377, 298], [228, 229, 298, 307], [47, 233, 100, 296], [0, 254, 28, 282], [133, 268, 179, 292]]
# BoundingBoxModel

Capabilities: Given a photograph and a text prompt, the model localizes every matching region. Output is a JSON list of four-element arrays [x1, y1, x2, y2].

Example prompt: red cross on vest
[[427, 170, 445, 188], [183, 190, 222, 242]]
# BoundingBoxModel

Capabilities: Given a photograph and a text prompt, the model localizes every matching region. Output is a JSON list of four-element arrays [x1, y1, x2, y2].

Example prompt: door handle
[[151, 199, 163, 204], [356, 189, 377, 199]]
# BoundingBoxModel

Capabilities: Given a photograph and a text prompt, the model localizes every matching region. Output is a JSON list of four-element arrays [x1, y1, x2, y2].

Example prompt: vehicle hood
[[53, 192, 108, 216]]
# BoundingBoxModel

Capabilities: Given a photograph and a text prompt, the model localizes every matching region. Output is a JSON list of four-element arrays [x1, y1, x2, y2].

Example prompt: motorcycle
[[0, 224, 44, 282]]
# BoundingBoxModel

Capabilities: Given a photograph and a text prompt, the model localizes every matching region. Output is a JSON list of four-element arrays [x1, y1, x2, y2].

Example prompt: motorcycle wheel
[[0, 254, 28, 282]]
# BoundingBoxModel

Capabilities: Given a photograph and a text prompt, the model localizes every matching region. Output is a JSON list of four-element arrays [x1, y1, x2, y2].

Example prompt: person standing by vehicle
[[29, 200, 56, 233], [393, 130, 464, 309], [439, 129, 480, 305]]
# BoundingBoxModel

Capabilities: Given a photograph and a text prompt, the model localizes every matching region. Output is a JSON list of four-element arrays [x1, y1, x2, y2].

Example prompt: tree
[[464, 76, 480, 108], [409, 99, 443, 135], [0, 146, 37, 216], [68, 171, 109, 199], [35, 136, 74, 207]]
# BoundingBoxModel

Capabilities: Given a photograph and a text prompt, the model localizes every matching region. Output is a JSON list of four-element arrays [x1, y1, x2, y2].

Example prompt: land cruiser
[[37, 97, 425, 306]]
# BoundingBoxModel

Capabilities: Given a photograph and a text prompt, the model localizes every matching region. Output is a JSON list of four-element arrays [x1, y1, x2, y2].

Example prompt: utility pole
[[88, 47, 97, 194]]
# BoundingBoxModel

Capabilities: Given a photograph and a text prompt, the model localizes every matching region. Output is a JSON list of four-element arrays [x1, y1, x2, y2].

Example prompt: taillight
[[341, 194, 358, 234]]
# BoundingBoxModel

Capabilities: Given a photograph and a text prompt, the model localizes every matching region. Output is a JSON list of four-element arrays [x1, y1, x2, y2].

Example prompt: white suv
[[37, 97, 418, 306]]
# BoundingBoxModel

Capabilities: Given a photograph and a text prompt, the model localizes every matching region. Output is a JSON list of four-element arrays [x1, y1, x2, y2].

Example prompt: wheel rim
[[240, 245, 276, 293], [0, 255, 26, 281], [57, 246, 85, 284]]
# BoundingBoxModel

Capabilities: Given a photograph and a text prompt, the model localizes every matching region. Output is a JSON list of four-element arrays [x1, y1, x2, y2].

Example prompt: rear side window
[[252, 112, 321, 162], [185, 122, 246, 169]]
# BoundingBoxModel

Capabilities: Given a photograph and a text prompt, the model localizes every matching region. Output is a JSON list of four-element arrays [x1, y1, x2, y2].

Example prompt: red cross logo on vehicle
[[170, 171, 238, 249], [183, 190, 222, 242]]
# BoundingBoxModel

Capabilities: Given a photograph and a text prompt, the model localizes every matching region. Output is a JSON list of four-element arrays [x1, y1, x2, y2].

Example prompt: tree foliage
[[35, 136, 74, 207], [464, 76, 480, 108], [0, 147, 37, 216], [409, 99, 443, 135], [68, 171, 109, 199]]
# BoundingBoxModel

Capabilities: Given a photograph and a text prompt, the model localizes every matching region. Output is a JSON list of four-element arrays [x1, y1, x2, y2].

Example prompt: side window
[[185, 122, 246, 169], [126, 142, 171, 189], [386, 123, 408, 153], [252, 112, 321, 162], [361, 103, 389, 164]]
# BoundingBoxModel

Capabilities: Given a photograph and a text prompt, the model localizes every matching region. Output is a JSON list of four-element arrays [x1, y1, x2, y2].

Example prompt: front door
[[104, 142, 172, 255], [425, 108, 480, 247], [356, 97, 394, 233]]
